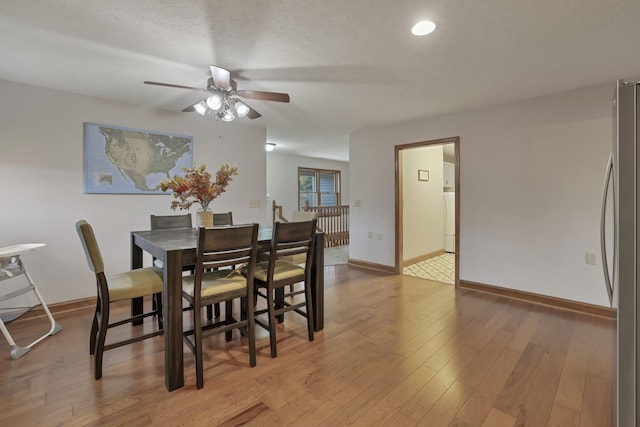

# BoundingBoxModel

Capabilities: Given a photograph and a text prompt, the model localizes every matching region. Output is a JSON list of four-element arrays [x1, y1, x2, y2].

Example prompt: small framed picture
[[418, 169, 429, 182]]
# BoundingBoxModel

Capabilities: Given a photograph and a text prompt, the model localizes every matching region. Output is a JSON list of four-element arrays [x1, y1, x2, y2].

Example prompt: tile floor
[[403, 252, 455, 284], [323, 246, 455, 286]]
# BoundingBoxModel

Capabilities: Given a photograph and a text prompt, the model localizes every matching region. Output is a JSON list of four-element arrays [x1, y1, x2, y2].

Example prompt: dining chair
[[213, 211, 233, 227], [149, 214, 193, 271], [202, 212, 234, 320], [150, 213, 193, 267], [182, 224, 259, 389], [75, 220, 164, 380], [150, 213, 192, 233], [285, 211, 318, 292], [247, 219, 316, 358], [149, 213, 194, 325], [290, 210, 317, 223]]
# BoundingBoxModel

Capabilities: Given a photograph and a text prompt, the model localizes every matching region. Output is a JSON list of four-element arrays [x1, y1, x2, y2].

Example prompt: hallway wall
[[349, 82, 612, 306], [402, 145, 444, 261]]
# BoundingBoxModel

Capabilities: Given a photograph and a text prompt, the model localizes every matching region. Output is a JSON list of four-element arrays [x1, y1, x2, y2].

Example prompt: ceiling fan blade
[[245, 105, 262, 119], [144, 81, 209, 93], [237, 90, 290, 103], [210, 65, 232, 90]]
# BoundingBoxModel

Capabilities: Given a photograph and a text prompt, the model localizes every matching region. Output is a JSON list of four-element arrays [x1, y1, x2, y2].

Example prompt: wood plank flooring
[[0, 266, 614, 426]]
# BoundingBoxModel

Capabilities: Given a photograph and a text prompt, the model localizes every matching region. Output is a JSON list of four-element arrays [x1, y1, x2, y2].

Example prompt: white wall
[[266, 152, 349, 220], [350, 82, 613, 306], [402, 145, 444, 261], [0, 79, 267, 305]]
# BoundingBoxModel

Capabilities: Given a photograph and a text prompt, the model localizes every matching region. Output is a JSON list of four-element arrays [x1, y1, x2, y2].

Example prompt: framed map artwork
[[84, 123, 194, 194]]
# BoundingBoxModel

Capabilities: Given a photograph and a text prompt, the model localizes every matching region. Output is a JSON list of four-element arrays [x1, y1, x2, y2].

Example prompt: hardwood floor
[[0, 265, 613, 426]]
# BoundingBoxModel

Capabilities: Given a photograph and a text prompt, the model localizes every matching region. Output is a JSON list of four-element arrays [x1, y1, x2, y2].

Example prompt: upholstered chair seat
[[182, 270, 247, 298], [253, 260, 305, 282], [107, 268, 164, 301]]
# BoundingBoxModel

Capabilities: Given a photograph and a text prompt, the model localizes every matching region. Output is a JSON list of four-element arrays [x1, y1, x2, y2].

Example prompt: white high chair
[[0, 243, 63, 359]]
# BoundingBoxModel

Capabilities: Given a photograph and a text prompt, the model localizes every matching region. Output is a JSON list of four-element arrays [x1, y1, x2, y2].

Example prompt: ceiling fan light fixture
[[221, 108, 235, 122], [411, 20, 436, 36], [193, 100, 207, 116], [206, 94, 223, 110], [234, 100, 250, 117]]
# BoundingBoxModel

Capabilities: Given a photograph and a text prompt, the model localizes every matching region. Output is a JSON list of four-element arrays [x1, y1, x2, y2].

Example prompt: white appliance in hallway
[[443, 192, 455, 253], [600, 79, 639, 427]]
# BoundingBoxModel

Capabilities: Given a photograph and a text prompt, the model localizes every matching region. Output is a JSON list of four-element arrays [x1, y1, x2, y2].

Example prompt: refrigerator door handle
[[600, 152, 614, 307]]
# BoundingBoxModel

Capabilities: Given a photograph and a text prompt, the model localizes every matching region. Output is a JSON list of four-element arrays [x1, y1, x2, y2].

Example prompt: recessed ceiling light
[[411, 20, 436, 36]]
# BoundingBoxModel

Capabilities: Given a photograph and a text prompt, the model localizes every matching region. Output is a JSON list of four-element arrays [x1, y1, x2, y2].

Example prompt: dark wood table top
[[131, 225, 278, 262], [132, 224, 274, 246]]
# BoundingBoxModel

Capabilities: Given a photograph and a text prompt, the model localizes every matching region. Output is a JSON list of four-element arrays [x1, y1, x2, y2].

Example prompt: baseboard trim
[[460, 280, 615, 319], [16, 279, 613, 321], [348, 258, 395, 274], [402, 249, 445, 268], [10, 297, 96, 322]]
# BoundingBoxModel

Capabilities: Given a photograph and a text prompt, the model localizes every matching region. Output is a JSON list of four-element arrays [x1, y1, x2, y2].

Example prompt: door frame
[[394, 136, 460, 286]]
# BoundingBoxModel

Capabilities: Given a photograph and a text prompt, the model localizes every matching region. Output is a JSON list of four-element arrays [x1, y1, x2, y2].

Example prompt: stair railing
[[272, 200, 349, 247]]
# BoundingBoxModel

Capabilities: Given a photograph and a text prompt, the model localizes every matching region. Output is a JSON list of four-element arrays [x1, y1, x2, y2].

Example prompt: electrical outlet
[[585, 252, 597, 265], [377, 233, 383, 240], [249, 200, 261, 208], [355, 199, 362, 207]]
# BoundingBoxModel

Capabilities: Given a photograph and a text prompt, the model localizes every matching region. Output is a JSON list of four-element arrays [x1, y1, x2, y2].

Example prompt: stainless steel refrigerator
[[601, 79, 639, 427]]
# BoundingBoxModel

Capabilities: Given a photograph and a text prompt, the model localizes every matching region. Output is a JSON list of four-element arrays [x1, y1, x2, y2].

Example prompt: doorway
[[394, 137, 460, 286]]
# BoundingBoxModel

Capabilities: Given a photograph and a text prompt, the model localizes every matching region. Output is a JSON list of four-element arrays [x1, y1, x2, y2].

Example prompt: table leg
[[311, 232, 324, 331], [163, 250, 184, 391], [131, 237, 144, 326]]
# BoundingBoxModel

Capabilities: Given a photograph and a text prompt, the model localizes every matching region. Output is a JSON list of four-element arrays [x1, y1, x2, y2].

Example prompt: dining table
[[130, 224, 324, 392]]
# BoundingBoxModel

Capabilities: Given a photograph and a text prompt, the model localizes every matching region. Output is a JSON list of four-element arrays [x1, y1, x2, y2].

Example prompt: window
[[298, 168, 341, 208]]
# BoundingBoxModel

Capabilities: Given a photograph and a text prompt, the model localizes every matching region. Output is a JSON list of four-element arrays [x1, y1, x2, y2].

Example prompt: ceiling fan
[[144, 65, 290, 122]]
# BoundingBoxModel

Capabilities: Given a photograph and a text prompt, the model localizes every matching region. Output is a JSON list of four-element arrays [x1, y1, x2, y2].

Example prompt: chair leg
[[206, 303, 221, 320], [94, 299, 109, 380], [253, 285, 258, 307], [154, 293, 164, 330], [245, 296, 256, 367], [303, 282, 315, 342], [193, 304, 204, 389], [266, 287, 278, 358], [275, 288, 285, 323], [89, 299, 99, 355], [225, 300, 233, 342], [239, 297, 247, 337]]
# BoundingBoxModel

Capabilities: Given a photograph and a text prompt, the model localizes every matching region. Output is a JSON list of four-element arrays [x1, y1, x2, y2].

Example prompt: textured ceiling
[[1, 0, 640, 161]]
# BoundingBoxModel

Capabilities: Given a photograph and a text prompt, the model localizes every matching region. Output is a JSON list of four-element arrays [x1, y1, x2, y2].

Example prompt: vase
[[195, 208, 214, 228]]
